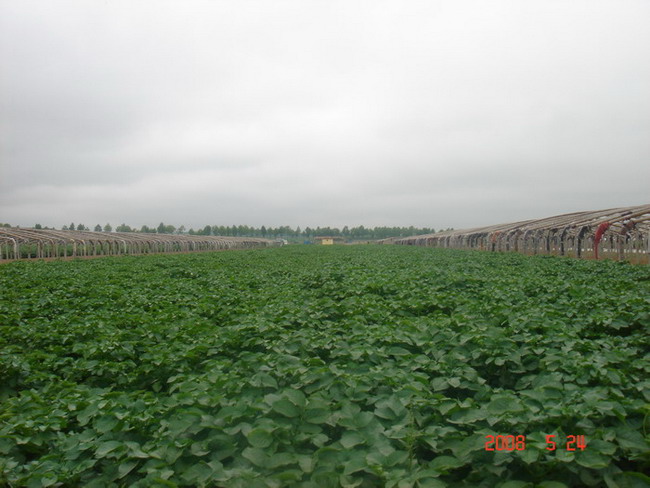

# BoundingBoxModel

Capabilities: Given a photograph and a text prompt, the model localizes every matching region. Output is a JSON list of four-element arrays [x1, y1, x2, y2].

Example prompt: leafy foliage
[[0, 246, 649, 487]]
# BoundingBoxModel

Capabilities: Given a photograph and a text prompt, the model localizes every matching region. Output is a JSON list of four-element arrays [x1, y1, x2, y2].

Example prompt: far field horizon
[[0, 222, 446, 241]]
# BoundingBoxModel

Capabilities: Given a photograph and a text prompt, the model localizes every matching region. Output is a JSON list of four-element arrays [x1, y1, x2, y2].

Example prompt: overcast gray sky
[[1, 0, 649, 231]]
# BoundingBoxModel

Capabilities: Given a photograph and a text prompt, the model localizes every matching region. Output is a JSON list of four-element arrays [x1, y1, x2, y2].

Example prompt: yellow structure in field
[[314, 236, 344, 245]]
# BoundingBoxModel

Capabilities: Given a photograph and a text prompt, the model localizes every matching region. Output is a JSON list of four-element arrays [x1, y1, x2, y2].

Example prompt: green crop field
[[1, 246, 649, 487]]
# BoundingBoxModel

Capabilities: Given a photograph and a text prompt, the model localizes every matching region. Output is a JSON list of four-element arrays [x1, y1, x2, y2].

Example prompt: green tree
[[34, 224, 42, 229], [103, 223, 112, 232], [116, 223, 133, 232], [94, 224, 102, 232]]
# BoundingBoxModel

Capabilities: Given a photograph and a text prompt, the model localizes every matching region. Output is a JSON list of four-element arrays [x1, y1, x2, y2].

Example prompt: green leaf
[[416, 479, 446, 488], [554, 448, 574, 463], [438, 400, 457, 415], [297, 454, 314, 473], [159, 445, 180, 464], [341, 432, 364, 449], [385, 396, 407, 417], [77, 404, 99, 426], [246, 428, 273, 448], [448, 408, 485, 425], [497, 482, 531, 488], [575, 450, 610, 469], [251, 372, 278, 388], [149, 478, 176, 487], [284, 389, 306, 407], [95, 415, 118, 433], [40, 475, 58, 487], [95, 440, 121, 458], [274, 469, 304, 482], [375, 405, 397, 420], [431, 378, 447, 391], [190, 442, 210, 456], [518, 448, 539, 464], [422, 436, 438, 449], [181, 462, 213, 484], [242, 447, 269, 467], [615, 427, 649, 452], [385, 450, 409, 467], [586, 439, 616, 456], [305, 407, 330, 424], [430, 455, 463, 471], [387, 346, 411, 356], [354, 412, 375, 428], [312, 432, 329, 447], [343, 453, 367, 475], [268, 452, 295, 468], [621, 472, 650, 486], [125, 441, 149, 458], [272, 398, 300, 417], [118, 461, 138, 479], [537, 482, 569, 488], [0, 437, 14, 455], [487, 394, 524, 414]]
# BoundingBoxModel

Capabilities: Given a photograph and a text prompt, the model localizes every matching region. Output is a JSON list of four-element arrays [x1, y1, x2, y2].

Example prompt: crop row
[[0, 246, 648, 487]]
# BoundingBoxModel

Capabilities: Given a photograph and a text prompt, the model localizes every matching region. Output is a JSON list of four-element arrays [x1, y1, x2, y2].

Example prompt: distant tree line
[[17, 222, 451, 240], [187, 225, 442, 240]]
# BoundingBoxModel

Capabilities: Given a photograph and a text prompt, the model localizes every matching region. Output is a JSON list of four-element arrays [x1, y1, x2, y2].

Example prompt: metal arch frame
[[0, 229, 279, 261], [394, 204, 650, 264]]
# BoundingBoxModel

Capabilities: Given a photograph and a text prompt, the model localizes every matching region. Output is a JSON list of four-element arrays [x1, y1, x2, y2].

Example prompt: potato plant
[[0, 246, 648, 487]]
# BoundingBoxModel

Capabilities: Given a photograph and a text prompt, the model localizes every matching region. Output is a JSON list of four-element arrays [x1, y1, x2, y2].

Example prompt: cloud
[[1, 0, 649, 230]]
